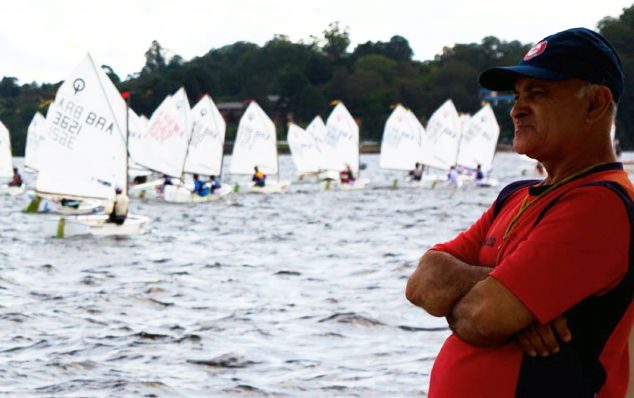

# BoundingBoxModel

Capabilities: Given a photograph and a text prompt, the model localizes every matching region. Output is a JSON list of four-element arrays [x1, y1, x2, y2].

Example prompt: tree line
[[2, 6, 634, 156]]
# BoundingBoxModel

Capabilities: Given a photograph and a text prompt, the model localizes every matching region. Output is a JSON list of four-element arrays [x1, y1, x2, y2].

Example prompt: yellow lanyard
[[502, 162, 606, 241]]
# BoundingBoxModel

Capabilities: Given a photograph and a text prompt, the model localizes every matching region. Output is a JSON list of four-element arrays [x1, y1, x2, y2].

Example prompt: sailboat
[[455, 104, 500, 187], [321, 101, 369, 190], [230, 101, 289, 193], [128, 88, 191, 199], [418, 99, 463, 187], [287, 123, 321, 180], [164, 93, 232, 202], [24, 111, 105, 214], [0, 120, 24, 195], [24, 112, 47, 173], [35, 53, 149, 237], [379, 104, 437, 187]]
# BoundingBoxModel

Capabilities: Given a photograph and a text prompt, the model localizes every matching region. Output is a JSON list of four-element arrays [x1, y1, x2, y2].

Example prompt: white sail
[[133, 87, 192, 178], [287, 123, 321, 174], [322, 102, 359, 172], [183, 94, 226, 176], [421, 99, 461, 170], [127, 107, 153, 176], [230, 101, 278, 175], [379, 105, 422, 170], [0, 121, 13, 178], [36, 53, 127, 199], [24, 112, 48, 172], [306, 115, 332, 170], [456, 104, 500, 170]]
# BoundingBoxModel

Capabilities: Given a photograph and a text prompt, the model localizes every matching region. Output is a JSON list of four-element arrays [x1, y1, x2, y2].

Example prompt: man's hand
[[515, 316, 572, 357]]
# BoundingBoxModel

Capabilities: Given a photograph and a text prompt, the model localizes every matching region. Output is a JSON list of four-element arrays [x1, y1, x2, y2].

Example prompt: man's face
[[510, 77, 588, 160]]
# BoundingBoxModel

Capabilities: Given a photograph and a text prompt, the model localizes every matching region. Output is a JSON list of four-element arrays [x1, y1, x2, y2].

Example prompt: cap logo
[[524, 41, 547, 61]]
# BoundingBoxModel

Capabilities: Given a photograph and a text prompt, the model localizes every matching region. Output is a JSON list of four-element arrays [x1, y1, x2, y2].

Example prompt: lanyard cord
[[501, 162, 606, 241]]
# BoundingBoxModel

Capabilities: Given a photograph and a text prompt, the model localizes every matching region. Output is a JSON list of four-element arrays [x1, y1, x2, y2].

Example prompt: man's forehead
[[513, 76, 584, 93]]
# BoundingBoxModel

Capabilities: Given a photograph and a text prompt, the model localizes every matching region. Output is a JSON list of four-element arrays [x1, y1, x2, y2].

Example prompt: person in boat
[[131, 175, 148, 186], [157, 174, 173, 193], [340, 165, 355, 184], [535, 161, 545, 175], [408, 163, 424, 182], [446, 166, 461, 187], [191, 174, 209, 196], [8, 167, 22, 187], [252, 166, 266, 187], [60, 198, 80, 209], [406, 28, 634, 397], [107, 186, 129, 225], [473, 164, 486, 186], [208, 175, 221, 194]]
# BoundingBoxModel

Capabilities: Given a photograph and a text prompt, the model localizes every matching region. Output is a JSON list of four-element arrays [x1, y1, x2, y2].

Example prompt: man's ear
[[586, 86, 612, 123]]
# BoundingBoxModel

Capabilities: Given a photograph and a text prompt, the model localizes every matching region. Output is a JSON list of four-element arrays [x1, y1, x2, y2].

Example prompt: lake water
[[0, 152, 614, 397]]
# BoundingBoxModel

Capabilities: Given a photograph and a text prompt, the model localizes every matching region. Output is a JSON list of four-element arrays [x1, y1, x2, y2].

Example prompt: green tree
[[323, 22, 350, 61]]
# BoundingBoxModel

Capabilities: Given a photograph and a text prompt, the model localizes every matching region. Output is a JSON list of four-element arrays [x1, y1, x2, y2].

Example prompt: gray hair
[[576, 82, 617, 121]]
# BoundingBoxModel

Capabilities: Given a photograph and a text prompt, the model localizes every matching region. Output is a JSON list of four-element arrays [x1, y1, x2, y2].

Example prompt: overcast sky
[[1, 0, 631, 85]]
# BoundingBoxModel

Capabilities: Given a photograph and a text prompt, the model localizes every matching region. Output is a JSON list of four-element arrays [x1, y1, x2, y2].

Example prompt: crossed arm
[[406, 250, 571, 356]]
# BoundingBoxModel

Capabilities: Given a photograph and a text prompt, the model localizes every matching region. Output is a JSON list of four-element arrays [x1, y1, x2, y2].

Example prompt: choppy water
[[0, 152, 573, 397]]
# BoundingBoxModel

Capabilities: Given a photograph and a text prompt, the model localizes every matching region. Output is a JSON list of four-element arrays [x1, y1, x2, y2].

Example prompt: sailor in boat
[[191, 174, 209, 196], [252, 166, 266, 187], [446, 165, 462, 187], [8, 167, 22, 187], [407, 163, 424, 182], [131, 175, 148, 186], [208, 175, 221, 194], [60, 198, 81, 209], [106, 186, 129, 225], [340, 165, 355, 184], [158, 174, 173, 193], [474, 164, 487, 186]]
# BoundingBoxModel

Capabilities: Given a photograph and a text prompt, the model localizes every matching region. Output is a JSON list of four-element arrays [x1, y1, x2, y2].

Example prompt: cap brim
[[479, 65, 573, 91]]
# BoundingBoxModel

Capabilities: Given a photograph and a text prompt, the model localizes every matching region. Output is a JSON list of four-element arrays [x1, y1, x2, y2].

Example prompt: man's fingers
[[534, 323, 560, 355], [516, 331, 538, 357], [551, 316, 572, 343], [516, 323, 563, 357]]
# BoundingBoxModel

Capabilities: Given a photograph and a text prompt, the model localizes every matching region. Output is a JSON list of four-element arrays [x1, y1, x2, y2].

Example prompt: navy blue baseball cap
[[479, 28, 624, 103]]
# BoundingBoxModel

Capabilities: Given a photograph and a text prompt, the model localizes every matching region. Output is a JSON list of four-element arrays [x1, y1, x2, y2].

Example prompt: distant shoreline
[[225, 142, 516, 155]]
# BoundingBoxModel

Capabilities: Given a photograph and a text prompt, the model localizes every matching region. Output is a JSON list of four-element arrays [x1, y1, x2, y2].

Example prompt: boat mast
[[124, 93, 130, 195]]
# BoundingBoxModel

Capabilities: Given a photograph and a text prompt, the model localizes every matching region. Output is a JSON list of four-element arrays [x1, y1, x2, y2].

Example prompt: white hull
[[129, 178, 183, 200], [163, 184, 231, 203], [44, 213, 150, 238], [0, 184, 25, 196], [27, 192, 104, 215], [400, 174, 441, 188], [330, 178, 370, 191], [243, 180, 290, 194], [320, 170, 341, 181]]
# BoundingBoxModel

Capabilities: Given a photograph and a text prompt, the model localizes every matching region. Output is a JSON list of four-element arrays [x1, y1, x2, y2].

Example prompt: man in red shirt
[[406, 28, 634, 397]]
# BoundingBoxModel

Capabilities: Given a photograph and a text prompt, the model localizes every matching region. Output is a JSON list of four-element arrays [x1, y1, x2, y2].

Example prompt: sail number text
[[49, 98, 115, 150]]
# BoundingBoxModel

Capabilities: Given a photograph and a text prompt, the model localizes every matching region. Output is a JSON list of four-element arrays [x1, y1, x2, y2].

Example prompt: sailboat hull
[[163, 184, 231, 203], [44, 214, 150, 238], [0, 184, 25, 196], [331, 178, 370, 191], [245, 180, 290, 194]]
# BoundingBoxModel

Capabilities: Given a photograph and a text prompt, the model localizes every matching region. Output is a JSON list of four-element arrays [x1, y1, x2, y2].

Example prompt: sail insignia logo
[[73, 79, 85, 95]]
